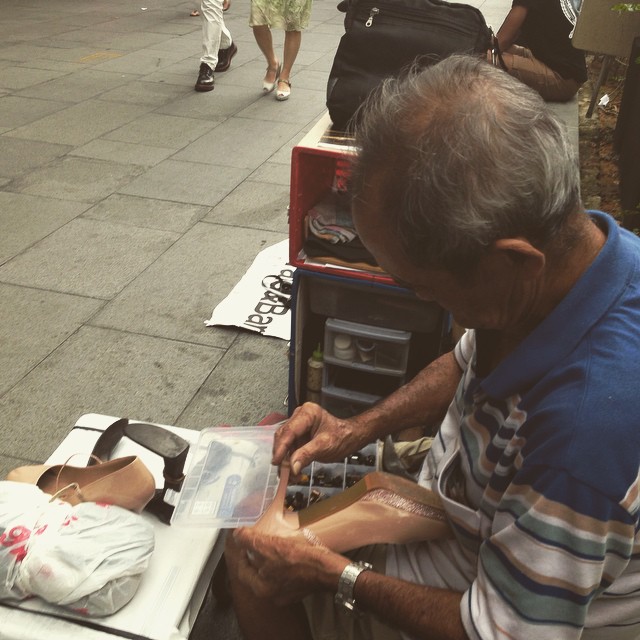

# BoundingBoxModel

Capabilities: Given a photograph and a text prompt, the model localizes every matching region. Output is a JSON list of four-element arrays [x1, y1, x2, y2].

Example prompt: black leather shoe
[[215, 42, 237, 73], [195, 62, 214, 92]]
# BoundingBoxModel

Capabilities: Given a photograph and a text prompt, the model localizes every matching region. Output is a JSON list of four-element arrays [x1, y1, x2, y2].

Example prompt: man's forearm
[[351, 350, 462, 442], [356, 570, 468, 640]]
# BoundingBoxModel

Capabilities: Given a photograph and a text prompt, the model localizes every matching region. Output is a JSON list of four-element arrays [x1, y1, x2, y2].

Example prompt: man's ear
[[492, 238, 545, 279]]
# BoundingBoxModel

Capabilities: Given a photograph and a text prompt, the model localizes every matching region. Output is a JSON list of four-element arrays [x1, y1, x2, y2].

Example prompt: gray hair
[[350, 55, 582, 274]]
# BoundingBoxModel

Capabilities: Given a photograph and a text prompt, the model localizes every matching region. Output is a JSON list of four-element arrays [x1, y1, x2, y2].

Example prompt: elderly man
[[225, 55, 640, 640]]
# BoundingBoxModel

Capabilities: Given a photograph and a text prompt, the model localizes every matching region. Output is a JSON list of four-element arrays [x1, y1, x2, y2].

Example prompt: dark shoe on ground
[[215, 42, 237, 73], [195, 62, 215, 92]]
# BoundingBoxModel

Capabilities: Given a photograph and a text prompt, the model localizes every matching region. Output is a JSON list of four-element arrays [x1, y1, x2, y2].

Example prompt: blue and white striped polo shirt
[[388, 212, 640, 639]]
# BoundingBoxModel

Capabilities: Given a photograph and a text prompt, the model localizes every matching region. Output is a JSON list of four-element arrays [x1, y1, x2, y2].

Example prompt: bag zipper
[[358, 1, 485, 35], [365, 7, 379, 26]]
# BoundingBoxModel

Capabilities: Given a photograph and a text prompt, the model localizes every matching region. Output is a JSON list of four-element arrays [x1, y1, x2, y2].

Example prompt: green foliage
[[610, 3, 640, 11]]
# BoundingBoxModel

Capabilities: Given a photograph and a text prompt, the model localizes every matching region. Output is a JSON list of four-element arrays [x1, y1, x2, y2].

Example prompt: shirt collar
[[481, 212, 640, 398]]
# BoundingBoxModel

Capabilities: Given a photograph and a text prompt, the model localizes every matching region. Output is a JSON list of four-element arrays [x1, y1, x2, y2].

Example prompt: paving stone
[[0, 326, 224, 461], [0, 95, 71, 129], [8, 156, 145, 203], [209, 60, 269, 91], [248, 161, 291, 185], [234, 86, 327, 125], [0, 137, 72, 179], [153, 57, 197, 78], [94, 14, 198, 36], [48, 28, 173, 51], [268, 128, 309, 165], [82, 193, 210, 233], [0, 217, 180, 298], [15, 68, 138, 103], [0, 44, 100, 64], [288, 68, 330, 91], [70, 138, 175, 166], [145, 35, 203, 55], [295, 31, 343, 54], [16, 59, 87, 73], [173, 117, 303, 169], [155, 84, 259, 120], [118, 158, 251, 206], [138, 70, 195, 86], [0, 192, 88, 264], [0, 66, 70, 91], [91, 49, 193, 75], [178, 330, 290, 428], [0, 283, 104, 395], [104, 112, 218, 149], [203, 180, 290, 233], [5, 99, 151, 146], [90, 223, 287, 347], [97, 80, 190, 106]]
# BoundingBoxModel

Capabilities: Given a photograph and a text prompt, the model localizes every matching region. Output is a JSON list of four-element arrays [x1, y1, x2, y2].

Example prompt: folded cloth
[[0, 481, 154, 617], [303, 233, 379, 267], [308, 191, 356, 244]]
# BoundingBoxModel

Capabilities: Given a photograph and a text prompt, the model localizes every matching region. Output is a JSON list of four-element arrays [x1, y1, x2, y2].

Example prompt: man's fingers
[[271, 403, 323, 464]]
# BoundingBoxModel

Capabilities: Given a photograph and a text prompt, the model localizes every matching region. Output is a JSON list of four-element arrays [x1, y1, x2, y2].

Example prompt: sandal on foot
[[263, 62, 281, 93], [276, 78, 291, 101]]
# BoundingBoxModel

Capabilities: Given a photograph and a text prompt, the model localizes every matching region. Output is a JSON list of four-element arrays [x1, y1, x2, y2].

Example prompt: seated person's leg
[[303, 545, 403, 640], [225, 532, 314, 640], [226, 535, 402, 640], [501, 45, 580, 102]]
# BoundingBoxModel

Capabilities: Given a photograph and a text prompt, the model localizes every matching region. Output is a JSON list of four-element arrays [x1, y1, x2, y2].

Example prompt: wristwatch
[[334, 561, 373, 613]]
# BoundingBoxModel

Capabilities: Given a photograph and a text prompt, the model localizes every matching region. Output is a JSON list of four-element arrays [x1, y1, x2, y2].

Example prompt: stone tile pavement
[[0, 0, 578, 637]]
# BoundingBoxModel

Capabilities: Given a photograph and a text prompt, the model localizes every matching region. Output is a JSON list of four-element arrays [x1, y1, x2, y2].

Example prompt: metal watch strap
[[334, 561, 373, 613]]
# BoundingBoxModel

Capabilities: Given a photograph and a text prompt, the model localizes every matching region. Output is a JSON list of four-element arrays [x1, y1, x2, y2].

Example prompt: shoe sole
[[195, 83, 214, 92]]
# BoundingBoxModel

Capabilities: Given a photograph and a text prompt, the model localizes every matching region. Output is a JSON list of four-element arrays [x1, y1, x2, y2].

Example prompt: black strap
[[490, 29, 507, 71], [85, 418, 190, 525]]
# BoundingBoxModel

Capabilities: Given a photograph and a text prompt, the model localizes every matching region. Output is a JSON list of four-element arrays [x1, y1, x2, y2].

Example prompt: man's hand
[[229, 526, 348, 605], [272, 403, 366, 474]]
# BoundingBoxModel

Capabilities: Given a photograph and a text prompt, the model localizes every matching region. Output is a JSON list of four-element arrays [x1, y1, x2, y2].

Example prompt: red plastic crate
[[288, 114, 395, 286]]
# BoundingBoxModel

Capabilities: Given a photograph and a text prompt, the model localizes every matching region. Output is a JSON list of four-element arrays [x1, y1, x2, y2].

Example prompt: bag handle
[[489, 29, 507, 71]]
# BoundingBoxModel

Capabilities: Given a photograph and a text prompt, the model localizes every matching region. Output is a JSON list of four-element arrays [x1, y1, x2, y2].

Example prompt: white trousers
[[200, 0, 232, 70]]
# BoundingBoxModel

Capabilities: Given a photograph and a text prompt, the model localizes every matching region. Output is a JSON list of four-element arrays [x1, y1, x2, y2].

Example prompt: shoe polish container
[[306, 344, 324, 403]]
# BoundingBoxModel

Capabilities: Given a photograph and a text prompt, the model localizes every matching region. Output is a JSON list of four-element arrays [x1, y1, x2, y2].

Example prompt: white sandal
[[263, 63, 281, 93], [276, 78, 291, 101]]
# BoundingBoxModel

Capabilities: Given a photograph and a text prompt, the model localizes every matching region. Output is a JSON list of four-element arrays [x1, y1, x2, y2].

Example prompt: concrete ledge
[[548, 95, 580, 157]]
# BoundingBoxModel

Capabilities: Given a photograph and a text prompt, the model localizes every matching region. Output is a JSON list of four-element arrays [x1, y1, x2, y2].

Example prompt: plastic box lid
[[171, 425, 280, 528]]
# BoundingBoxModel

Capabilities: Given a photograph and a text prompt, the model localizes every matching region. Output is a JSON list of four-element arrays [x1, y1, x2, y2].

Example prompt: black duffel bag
[[326, 0, 495, 130]]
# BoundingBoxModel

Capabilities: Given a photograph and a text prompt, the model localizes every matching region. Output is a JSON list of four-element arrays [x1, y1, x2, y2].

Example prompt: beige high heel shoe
[[254, 462, 450, 552], [7, 455, 156, 514]]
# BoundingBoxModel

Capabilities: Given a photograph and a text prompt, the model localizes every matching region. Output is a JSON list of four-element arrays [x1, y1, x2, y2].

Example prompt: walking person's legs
[[276, 29, 301, 100], [196, 0, 232, 91], [253, 24, 281, 92]]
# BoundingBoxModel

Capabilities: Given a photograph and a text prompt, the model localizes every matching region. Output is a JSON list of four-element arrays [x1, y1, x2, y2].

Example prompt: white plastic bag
[[0, 481, 154, 616]]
